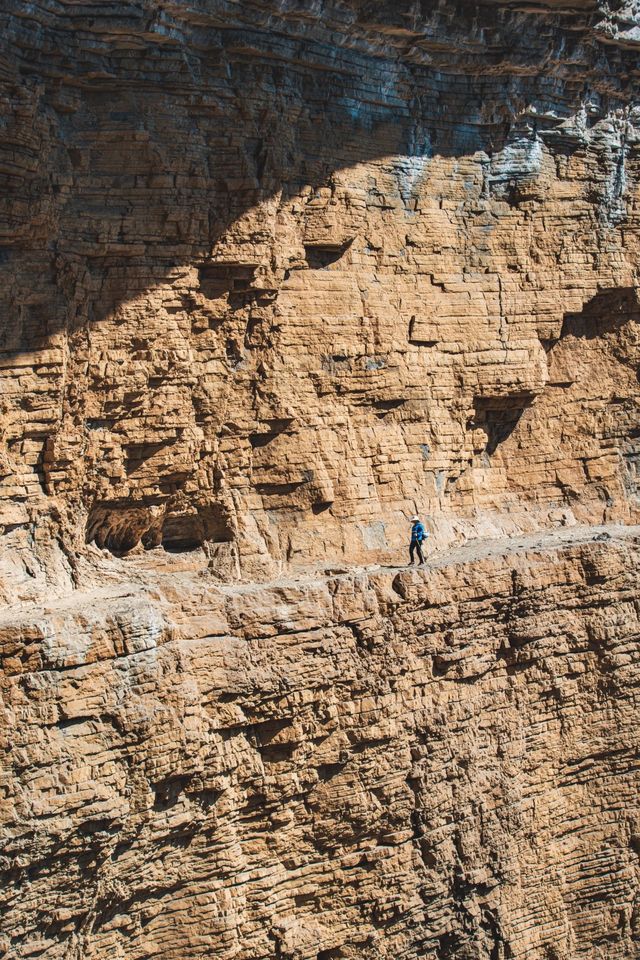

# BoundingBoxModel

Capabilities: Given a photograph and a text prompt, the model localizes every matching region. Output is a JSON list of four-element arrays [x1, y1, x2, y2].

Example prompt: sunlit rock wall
[[2, 5, 640, 959], [3, 530, 640, 960], [1, 0, 640, 582]]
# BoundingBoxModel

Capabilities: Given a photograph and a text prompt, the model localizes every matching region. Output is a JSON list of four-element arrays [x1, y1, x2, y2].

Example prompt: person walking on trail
[[409, 515, 428, 566]]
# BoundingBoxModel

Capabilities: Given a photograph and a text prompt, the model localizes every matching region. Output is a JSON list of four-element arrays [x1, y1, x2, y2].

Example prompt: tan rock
[[1, 2, 640, 958]]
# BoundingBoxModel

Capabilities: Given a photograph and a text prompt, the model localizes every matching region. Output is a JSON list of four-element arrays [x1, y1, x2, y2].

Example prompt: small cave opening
[[198, 262, 258, 299], [304, 240, 352, 269], [471, 394, 534, 455], [160, 515, 207, 553], [255, 480, 306, 496], [560, 287, 640, 341], [250, 432, 277, 449], [88, 501, 235, 556], [86, 504, 152, 556], [159, 503, 234, 553], [372, 398, 405, 414]]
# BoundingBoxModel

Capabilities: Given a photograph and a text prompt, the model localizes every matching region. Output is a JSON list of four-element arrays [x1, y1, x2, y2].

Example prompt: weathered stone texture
[[1, 1, 640, 577], [2, 2, 640, 958], [2, 528, 640, 959]]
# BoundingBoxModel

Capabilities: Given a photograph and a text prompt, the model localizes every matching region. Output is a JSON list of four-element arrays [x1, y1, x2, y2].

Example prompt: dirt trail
[[138, 521, 640, 603], [380, 521, 640, 572], [3, 522, 639, 623]]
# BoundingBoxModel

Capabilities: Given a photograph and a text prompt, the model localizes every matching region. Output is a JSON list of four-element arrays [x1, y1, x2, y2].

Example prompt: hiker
[[409, 515, 428, 566]]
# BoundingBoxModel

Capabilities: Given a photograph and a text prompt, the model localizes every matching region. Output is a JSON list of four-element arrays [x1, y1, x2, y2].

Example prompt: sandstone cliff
[[2, 1, 640, 958], [2, 0, 640, 580], [4, 528, 640, 958]]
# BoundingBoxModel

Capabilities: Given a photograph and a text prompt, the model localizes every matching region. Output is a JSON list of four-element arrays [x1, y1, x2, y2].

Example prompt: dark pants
[[410, 540, 425, 564]]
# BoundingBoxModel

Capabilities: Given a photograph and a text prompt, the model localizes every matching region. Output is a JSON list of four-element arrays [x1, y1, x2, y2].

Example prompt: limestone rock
[[1, 2, 640, 958], [0, 0, 639, 577], [3, 528, 640, 958]]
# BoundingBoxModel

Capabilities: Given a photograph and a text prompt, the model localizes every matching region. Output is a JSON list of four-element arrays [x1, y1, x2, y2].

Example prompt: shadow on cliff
[[0, 0, 630, 344], [552, 287, 640, 384], [560, 287, 640, 343], [1, 0, 638, 564]]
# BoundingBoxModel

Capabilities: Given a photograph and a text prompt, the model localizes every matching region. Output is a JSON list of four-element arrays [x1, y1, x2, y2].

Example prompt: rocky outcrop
[[2, 2, 640, 958], [3, 527, 640, 959], [1, 0, 640, 579]]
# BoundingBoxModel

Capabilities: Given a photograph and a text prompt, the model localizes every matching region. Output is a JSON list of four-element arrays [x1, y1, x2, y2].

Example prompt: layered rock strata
[[2, 2, 640, 958], [2, 528, 640, 959], [1, 0, 640, 577]]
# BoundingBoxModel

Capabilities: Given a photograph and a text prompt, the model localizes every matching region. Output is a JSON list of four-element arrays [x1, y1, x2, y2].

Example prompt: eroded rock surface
[[3, 528, 640, 959], [2, 2, 640, 958], [1, 0, 640, 579]]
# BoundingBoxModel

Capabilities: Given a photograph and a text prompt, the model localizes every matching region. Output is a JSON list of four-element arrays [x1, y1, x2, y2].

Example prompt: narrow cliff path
[[4, 521, 639, 623], [207, 521, 640, 596], [379, 521, 640, 573]]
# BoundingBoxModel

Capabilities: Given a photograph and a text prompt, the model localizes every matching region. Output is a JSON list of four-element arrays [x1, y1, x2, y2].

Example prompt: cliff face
[[2, 2, 640, 958], [2, 0, 640, 581], [3, 528, 640, 960]]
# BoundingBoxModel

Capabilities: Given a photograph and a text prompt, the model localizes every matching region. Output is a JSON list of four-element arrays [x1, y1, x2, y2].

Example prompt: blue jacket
[[411, 521, 428, 544]]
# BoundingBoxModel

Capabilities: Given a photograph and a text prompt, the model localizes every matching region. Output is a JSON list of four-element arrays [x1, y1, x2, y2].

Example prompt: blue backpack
[[412, 522, 428, 542]]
